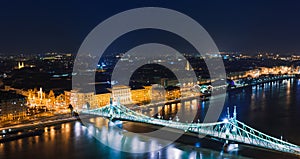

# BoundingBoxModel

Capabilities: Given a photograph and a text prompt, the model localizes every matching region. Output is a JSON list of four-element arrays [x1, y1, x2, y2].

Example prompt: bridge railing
[[234, 120, 299, 148], [81, 104, 300, 155]]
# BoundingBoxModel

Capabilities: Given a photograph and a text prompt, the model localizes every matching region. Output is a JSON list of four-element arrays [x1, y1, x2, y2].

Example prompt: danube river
[[1, 78, 300, 159]]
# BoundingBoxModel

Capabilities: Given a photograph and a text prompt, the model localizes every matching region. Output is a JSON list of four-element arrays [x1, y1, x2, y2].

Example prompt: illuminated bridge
[[81, 99, 300, 155]]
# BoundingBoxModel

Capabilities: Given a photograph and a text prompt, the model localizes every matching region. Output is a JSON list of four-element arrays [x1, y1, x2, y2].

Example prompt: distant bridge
[[81, 99, 300, 155]]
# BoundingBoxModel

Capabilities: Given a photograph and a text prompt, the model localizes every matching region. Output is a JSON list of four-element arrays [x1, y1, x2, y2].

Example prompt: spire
[[227, 107, 230, 119], [39, 87, 43, 100], [18, 61, 24, 69]]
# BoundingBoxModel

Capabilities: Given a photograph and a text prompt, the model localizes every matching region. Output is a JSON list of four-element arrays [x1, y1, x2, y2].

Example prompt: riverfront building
[[0, 91, 27, 121]]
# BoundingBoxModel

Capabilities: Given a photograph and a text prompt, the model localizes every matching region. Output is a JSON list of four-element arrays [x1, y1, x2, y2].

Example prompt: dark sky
[[1, 0, 300, 55]]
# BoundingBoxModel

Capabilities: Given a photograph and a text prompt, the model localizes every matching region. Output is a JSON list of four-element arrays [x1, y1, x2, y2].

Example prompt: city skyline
[[2, 2, 300, 159]]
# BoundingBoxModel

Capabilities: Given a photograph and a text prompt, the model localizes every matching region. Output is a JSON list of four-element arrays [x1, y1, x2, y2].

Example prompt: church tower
[[18, 62, 24, 69]]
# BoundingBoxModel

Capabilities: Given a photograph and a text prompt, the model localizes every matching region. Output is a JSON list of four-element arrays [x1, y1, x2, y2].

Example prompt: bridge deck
[[81, 103, 300, 156]]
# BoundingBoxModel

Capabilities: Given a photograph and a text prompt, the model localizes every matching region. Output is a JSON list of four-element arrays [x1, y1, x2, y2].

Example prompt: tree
[[68, 104, 73, 116]]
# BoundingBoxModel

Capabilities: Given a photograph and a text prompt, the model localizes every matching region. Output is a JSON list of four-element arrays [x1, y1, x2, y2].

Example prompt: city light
[[1, 2, 300, 158], [223, 118, 229, 123]]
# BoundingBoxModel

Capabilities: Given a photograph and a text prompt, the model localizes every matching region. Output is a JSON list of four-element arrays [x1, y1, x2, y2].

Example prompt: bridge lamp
[[157, 114, 161, 119], [223, 118, 229, 123], [195, 142, 201, 148], [175, 116, 180, 122]]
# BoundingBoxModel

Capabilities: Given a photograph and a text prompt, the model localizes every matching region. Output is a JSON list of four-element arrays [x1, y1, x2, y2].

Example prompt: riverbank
[[0, 115, 79, 143]]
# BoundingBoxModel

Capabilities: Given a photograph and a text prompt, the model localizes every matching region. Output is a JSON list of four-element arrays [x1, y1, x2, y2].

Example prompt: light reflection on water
[[0, 118, 244, 159], [1, 79, 299, 159]]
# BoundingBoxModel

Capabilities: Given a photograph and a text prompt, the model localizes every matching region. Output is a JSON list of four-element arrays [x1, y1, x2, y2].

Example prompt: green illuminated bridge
[[81, 100, 300, 155]]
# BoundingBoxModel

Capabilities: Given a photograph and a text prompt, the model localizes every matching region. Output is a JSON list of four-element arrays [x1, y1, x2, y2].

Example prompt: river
[[1, 78, 300, 159]]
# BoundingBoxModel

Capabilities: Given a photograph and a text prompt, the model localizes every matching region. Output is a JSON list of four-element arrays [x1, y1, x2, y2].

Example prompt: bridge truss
[[81, 100, 300, 155]]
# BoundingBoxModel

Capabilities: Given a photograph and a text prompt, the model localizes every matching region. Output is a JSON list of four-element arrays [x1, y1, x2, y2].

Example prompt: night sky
[[1, 0, 300, 55]]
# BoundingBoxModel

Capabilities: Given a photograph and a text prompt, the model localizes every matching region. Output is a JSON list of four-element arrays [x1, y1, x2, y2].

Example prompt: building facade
[[0, 91, 27, 121], [131, 86, 151, 104], [69, 90, 97, 110], [111, 85, 132, 105]]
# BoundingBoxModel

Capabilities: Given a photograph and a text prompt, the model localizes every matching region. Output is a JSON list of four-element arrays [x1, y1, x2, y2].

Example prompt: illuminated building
[[131, 86, 151, 104], [151, 84, 165, 102], [166, 88, 181, 100], [69, 90, 96, 110], [228, 66, 300, 80], [27, 88, 46, 107], [0, 91, 27, 121], [17, 61, 24, 69], [25, 87, 67, 109], [13, 61, 35, 70], [110, 85, 132, 105], [95, 93, 111, 107], [64, 91, 71, 106]]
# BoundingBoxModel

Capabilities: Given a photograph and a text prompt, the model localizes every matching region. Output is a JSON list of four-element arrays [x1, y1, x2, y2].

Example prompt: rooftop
[[0, 91, 25, 101]]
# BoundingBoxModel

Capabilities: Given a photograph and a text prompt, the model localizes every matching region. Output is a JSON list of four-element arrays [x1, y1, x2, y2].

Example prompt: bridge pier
[[109, 118, 123, 128]]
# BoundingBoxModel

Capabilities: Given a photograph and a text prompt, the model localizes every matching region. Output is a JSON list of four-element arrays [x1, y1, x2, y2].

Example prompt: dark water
[[1, 78, 300, 159]]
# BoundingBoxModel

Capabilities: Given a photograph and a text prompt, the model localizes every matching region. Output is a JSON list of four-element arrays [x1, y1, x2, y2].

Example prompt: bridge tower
[[225, 107, 231, 141], [108, 97, 123, 128], [233, 105, 237, 120], [226, 107, 230, 119], [83, 105, 300, 154], [231, 106, 238, 134]]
